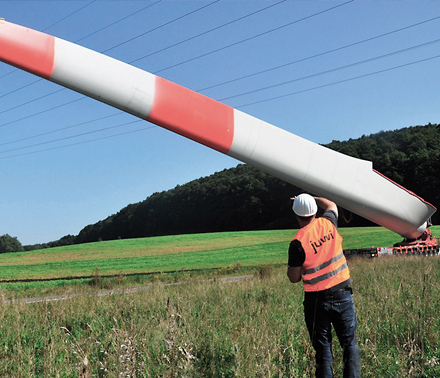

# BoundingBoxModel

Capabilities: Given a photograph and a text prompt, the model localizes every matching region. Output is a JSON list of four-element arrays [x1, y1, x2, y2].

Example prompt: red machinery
[[344, 228, 439, 258]]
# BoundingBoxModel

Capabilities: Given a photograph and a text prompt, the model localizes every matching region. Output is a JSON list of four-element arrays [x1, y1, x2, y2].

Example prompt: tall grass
[[0, 256, 439, 377]]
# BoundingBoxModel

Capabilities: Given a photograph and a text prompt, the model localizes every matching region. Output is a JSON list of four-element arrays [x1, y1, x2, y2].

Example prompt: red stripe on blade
[[147, 77, 234, 154], [0, 21, 54, 79]]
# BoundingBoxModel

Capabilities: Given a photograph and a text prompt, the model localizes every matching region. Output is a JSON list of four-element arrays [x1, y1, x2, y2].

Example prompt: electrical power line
[[75, 1, 161, 44], [0, 125, 156, 160], [0, 92, 83, 129], [153, 0, 354, 74], [235, 53, 440, 109], [0, 112, 123, 147], [0, 78, 43, 100], [0, 119, 145, 155], [0, 88, 66, 119], [102, 0, 219, 54], [129, 0, 286, 64], [218, 37, 440, 102], [41, 1, 97, 32], [197, 14, 440, 93]]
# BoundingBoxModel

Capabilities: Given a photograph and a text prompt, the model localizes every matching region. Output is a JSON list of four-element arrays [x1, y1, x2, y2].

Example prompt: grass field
[[0, 226, 416, 299], [0, 226, 439, 376], [0, 226, 422, 282]]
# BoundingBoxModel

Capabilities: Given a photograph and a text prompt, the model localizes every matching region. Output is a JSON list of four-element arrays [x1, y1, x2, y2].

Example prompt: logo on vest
[[309, 230, 334, 254]]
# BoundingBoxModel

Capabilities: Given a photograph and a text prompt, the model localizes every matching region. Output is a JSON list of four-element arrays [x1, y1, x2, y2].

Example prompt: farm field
[[0, 226, 422, 299], [0, 226, 422, 282], [0, 227, 439, 377]]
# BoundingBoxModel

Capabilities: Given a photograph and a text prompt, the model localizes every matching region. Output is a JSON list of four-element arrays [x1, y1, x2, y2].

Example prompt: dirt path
[[3, 275, 254, 304]]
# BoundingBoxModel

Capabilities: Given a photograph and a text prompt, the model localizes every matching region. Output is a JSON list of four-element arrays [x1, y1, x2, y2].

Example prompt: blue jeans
[[303, 288, 360, 378]]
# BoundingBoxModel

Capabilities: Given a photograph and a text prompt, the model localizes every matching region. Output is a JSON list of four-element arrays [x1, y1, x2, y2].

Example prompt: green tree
[[0, 234, 24, 253]]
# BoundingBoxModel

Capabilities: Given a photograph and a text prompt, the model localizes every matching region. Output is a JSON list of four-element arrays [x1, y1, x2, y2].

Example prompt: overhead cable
[[0, 125, 155, 160], [0, 112, 123, 147], [236, 53, 440, 108], [153, 0, 354, 74], [197, 14, 440, 92], [41, 1, 97, 32], [219, 37, 440, 102], [129, 0, 285, 64], [103, 0, 219, 54], [0, 119, 145, 155], [75, 1, 161, 44], [0, 95, 84, 129]]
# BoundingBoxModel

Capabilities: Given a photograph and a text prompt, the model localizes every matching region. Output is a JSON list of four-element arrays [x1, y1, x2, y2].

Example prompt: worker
[[287, 194, 360, 378]]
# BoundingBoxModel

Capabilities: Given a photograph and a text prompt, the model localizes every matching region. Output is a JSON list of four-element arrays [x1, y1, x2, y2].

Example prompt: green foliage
[[24, 235, 76, 252], [0, 234, 24, 253]]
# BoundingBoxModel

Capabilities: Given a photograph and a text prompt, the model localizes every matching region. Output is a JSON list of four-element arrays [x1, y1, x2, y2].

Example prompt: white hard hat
[[293, 194, 317, 217]]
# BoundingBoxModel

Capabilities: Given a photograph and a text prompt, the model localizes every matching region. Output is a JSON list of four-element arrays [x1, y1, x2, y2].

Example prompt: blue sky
[[1, 0, 440, 245]]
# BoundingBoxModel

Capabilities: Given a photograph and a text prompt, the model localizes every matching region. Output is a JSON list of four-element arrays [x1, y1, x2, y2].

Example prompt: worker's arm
[[287, 266, 301, 283], [287, 240, 304, 283], [314, 197, 338, 216]]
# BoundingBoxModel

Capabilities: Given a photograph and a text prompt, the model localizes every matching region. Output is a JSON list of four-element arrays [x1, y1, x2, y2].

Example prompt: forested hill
[[26, 123, 440, 249], [73, 164, 301, 245]]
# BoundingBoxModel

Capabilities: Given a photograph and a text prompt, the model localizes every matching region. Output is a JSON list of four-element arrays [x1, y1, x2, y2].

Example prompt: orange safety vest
[[294, 217, 350, 292]]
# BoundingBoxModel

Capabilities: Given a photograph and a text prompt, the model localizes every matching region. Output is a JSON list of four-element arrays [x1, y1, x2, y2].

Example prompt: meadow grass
[[0, 258, 438, 377], [0, 227, 439, 376], [1, 226, 432, 283], [0, 226, 401, 300], [0, 230, 294, 281]]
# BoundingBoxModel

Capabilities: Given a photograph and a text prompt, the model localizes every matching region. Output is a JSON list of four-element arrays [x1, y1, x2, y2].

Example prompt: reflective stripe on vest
[[301, 251, 345, 275], [302, 253, 348, 285], [294, 217, 350, 291]]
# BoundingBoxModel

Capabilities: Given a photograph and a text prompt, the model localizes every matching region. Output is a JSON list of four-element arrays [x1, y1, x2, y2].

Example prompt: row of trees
[[17, 122, 440, 251]]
